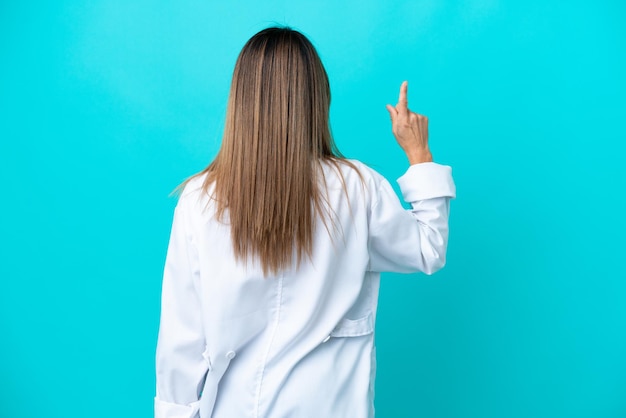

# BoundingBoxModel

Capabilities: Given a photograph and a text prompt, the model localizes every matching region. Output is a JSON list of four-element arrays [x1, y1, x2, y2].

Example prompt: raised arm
[[368, 82, 456, 274]]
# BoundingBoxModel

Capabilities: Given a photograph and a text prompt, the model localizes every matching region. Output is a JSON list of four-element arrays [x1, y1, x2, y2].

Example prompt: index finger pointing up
[[396, 81, 409, 114]]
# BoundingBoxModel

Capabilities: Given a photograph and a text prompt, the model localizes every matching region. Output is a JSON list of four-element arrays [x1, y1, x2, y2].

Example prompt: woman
[[155, 27, 456, 418]]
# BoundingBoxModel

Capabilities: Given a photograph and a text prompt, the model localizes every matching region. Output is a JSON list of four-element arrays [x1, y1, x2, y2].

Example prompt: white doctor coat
[[155, 160, 456, 418]]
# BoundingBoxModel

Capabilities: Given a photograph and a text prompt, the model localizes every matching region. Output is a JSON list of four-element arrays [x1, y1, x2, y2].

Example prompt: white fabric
[[155, 160, 456, 418], [154, 398, 200, 418]]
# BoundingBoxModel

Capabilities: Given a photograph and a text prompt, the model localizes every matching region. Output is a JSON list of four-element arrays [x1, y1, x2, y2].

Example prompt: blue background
[[1, 1, 625, 417]]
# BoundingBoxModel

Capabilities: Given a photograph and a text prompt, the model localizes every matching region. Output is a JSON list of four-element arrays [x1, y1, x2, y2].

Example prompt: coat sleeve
[[155, 197, 208, 418], [368, 162, 456, 274]]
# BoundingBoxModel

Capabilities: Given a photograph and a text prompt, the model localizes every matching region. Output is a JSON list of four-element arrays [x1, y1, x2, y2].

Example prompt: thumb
[[386, 104, 397, 123]]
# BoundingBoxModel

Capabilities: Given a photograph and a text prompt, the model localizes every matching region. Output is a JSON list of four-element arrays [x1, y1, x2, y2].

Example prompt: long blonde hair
[[189, 27, 358, 275]]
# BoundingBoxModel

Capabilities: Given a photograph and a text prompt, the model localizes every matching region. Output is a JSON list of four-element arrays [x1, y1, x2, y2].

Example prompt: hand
[[386, 81, 433, 165]]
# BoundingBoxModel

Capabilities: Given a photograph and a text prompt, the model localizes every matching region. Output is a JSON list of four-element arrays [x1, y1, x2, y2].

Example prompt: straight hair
[[183, 27, 360, 276]]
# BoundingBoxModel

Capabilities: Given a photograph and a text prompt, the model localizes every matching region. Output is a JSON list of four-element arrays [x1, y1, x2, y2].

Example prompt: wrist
[[407, 150, 433, 165]]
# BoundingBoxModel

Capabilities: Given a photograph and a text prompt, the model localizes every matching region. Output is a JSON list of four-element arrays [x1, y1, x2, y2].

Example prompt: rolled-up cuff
[[154, 397, 200, 418], [397, 162, 456, 202]]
